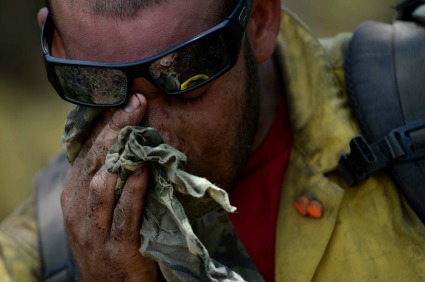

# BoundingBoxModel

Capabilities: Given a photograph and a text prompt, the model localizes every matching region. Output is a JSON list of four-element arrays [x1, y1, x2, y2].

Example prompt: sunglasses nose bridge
[[131, 77, 163, 99]]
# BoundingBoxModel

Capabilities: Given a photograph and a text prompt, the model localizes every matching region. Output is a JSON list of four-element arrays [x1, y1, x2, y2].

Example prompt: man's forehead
[[50, 0, 169, 19], [51, 0, 227, 62], [50, 0, 226, 19]]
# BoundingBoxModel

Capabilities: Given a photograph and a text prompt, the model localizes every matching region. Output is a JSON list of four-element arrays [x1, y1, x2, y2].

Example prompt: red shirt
[[229, 100, 292, 282]]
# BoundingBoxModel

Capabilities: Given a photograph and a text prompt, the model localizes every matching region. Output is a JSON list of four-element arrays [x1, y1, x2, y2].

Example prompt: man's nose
[[130, 77, 170, 128], [131, 78, 162, 99]]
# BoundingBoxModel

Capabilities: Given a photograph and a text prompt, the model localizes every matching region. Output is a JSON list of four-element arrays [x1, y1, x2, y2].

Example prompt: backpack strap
[[338, 4, 425, 222], [35, 152, 76, 281]]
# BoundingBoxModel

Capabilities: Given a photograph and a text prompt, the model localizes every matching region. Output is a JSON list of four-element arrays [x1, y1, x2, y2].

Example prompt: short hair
[[46, 0, 238, 21]]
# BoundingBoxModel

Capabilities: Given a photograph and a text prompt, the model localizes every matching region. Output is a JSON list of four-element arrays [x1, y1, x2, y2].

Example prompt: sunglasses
[[41, 0, 253, 108]]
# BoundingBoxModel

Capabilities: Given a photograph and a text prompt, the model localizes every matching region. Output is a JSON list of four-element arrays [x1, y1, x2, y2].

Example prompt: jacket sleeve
[[0, 197, 42, 281]]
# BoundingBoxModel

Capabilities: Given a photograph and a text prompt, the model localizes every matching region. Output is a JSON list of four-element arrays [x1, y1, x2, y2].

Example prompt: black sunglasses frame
[[41, 0, 253, 108]]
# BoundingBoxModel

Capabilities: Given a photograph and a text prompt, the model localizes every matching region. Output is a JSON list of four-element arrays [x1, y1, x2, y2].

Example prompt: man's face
[[51, 0, 260, 190]]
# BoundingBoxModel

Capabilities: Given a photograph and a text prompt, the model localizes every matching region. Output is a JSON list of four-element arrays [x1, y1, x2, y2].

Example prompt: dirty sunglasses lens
[[52, 32, 231, 105], [149, 33, 230, 94], [53, 65, 128, 106]]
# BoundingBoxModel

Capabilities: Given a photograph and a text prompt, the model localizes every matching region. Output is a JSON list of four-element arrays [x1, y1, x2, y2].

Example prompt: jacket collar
[[274, 8, 359, 281], [276, 8, 358, 175]]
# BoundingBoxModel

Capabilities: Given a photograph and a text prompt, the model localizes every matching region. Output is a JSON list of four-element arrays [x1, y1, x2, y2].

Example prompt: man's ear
[[37, 7, 49, 28], [38, 7, 66, 59], [246, 0, 281, 64]]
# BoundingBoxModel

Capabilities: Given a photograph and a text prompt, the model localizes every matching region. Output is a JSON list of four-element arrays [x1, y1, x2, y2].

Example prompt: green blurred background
[[0, 0, 397, 219]]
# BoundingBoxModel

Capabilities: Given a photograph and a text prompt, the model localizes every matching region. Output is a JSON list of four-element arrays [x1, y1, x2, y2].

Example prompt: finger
[[85, 166, 118, 239], [75, 93, 147, 171], [66, 94, 147, 203], [62, 94, 147, 241], [73, 109, 114, 164], [111, 166, 149, 243]]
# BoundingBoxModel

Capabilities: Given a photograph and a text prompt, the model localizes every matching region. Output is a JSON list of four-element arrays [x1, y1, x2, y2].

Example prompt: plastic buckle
[[338, 136, 377, 186], [389, 119, 425, 161]]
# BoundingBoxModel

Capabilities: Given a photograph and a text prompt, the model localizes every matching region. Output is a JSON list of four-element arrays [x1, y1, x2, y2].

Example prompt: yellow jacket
[[275, 8, 425, 282], [0, 8, 424, 282]]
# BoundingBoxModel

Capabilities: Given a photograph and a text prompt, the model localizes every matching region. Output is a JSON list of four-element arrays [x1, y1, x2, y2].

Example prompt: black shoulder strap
[[338, 4, 425, 222], [35, 152, 76, 281]]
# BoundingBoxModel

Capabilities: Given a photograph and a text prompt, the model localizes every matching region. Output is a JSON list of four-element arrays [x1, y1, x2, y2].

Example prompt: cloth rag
[[61, 106, 253, 281]]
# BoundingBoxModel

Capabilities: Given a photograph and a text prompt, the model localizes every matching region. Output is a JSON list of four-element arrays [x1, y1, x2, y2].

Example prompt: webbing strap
[[390, 13, 425, 221], [411, 127, 425, 149], [35, 153, 76, 282], [339, 120, 425, 186]]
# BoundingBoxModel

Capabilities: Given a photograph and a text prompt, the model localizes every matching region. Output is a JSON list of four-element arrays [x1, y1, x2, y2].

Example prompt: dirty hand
[[61, 94, 158, 281]]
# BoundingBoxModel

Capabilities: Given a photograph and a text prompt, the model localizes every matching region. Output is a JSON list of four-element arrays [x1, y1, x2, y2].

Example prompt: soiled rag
[[62, 106, 261, 281]]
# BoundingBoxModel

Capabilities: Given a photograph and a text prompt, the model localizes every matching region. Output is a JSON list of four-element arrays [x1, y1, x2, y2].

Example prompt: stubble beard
[[219, 39, 260, 191], [177, 39, 260, 192]]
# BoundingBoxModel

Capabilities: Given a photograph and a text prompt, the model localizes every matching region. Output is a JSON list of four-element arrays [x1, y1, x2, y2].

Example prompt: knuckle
[[83, 143, 108, 175], [111, 208, 130, 242], [63, 210, 75, 228], [90, 170, 107, 195], [109, 114, 124, 133], [83, 158, 99, 176], [60, 189, 70, 209], [92, 140, 109, 159], [62, 204, 81, 237], [88, 169, 115, 216], [114, 207, 127, 229], [75, 116, 108, 156]]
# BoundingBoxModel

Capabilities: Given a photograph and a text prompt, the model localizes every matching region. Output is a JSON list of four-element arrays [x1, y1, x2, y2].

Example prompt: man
[[0, 0, 425, 281]]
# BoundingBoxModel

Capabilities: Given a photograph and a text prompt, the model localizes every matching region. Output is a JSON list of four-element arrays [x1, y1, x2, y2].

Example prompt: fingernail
[[124, 95, 141, 113]]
